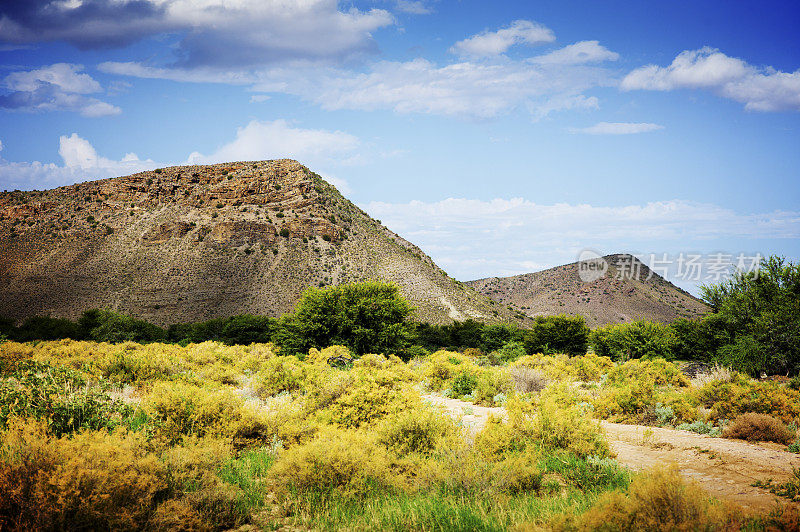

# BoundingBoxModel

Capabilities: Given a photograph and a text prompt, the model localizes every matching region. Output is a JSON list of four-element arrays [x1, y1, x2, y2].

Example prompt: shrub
[[145, 381, 246, 441], [496, 340, 526, 362], [450, 370, 478, 397], [605, 358, 689, 387], [722, 413, 795, 444], [472, 369, 513, 406], [523, 314, 589, 356], [593, 377, 656, 423], [377, 408, 459, 456], [254, 356, 304, 397], [533, 389, 611, 458], [508, 366, 549, 393], [0, 361, 133, 436], [0, 419, 168, 531], [422, 350, 477, 391], [268, 428, 395, 499], [324, 370, 420, 428], [676, 420, 721, 437], [553, 465, 738, 531], [694, 378, 800, 425], [475, 390, 610, 460], [590, 321, 677, 361]]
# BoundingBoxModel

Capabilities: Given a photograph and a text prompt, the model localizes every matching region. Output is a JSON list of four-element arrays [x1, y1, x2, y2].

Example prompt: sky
[[1, 0, 799, 294]]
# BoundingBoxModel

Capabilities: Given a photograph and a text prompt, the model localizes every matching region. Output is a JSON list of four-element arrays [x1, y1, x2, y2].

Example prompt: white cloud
[[621, 47, 800, 112], [0, 121, 362, 191], [250, 56, 613, 119], [185, 120, 360, 168], [395, 1, 433, 15], [531, 40, 619, 65], [0, 133, 156, 190], [450, 20, 555, 58], [98, 18, 619, 120], [363, 197, 800, 281], [2, 0, 394, 69], [5, 63, 101, 93], [570, 122, 664, 135], [103, 53, 615, 119], [0, 63, 120, 116]]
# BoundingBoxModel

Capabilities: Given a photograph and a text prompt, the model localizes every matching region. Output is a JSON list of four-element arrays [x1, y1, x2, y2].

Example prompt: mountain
[[466, 254, 709, 327], [0, 160, 520, 326]]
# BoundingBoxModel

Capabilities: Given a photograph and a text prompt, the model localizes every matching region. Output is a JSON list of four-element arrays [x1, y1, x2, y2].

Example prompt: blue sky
[[1, 0, 799, 293]]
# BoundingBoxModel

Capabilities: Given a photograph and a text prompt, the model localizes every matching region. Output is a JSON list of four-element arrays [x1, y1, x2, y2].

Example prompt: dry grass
[[509, 366, 549, 394], [722, 413, 795, 444], [690, 363, 734, 388]]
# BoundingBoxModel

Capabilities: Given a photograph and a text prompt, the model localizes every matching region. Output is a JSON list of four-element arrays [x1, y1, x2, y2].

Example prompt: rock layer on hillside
[[467, 254, 708, 327], [0, 160, 516, 325]]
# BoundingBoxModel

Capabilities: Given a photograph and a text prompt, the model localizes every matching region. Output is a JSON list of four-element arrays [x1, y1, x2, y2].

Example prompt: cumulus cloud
[[621, 47, 800, 112], [569, 122, 664, 135], [0, 133, 155, 190], [450, 20, 555, 58], [95, 16, 619, 120], [0, 0, 393, 68], [364, 197, 800, 281], [531, 40, 619, 65], [0, 63, 120, 116], [186, 119, 360, 167], [0, 120, 362, 192]]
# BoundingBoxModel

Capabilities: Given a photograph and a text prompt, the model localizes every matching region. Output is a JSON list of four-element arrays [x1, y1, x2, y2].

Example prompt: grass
[[218, 445, 278, 513], [289, 488, 599, 531]]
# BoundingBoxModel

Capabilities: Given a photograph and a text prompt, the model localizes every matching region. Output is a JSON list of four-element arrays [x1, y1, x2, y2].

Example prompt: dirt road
[[422, 394, 800, 514]]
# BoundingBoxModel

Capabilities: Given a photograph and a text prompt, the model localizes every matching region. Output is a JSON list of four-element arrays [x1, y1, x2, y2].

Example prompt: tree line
[[2, 256, 798, 376]]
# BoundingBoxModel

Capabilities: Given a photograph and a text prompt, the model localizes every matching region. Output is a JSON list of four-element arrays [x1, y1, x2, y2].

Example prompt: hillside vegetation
[[468, 254, 708, 326], [0, 160, 518, 326]]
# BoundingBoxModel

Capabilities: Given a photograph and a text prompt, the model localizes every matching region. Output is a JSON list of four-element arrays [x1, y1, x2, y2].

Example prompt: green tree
[[589, 321, 676, 361], [523, 314, 589, 356], [480, 323, 518, 353], [275, 281, 414, 357], [79, 309, 165, 343], [700, 255, 800, 375]]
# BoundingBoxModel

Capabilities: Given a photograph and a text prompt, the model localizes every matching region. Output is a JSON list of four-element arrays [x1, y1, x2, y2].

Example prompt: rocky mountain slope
[[0, 160, 520, 326], [467, 254, 708, 327]]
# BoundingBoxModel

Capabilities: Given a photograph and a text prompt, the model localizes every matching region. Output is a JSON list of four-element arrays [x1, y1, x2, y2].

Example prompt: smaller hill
[[466, 254, 709, 327]]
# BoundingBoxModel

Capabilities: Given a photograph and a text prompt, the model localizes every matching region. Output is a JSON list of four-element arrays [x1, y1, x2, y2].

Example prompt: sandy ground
[[422, 394, 800, 514]]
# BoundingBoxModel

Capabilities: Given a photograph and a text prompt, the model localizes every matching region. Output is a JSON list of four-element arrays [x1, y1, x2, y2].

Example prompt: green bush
[[450, 371, 478, 397], [275, 281, 414, 357], [79, 309, 165, 343], [14, 316, 80, 341], [590, 321, 676, 361], [496, 340, 526, 363], [0, 361, 132, 436], [523, 314, 589, 356]]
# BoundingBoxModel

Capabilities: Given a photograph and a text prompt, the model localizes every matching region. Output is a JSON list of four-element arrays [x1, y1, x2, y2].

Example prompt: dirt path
[[422, 394, 800, 514]]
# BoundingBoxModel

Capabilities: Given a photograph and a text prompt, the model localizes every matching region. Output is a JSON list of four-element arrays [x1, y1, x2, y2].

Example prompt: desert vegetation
[[1, 258, 800, 529], [3, 336, 799, 530]]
